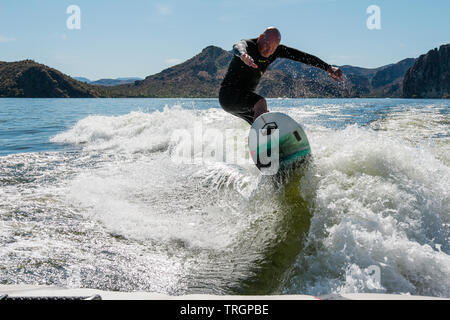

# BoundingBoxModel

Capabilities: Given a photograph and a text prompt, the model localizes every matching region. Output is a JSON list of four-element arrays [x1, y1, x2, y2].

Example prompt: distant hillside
[[261, 57, 415, 98], [0, 60, 101, 98], [90, 77, 143, 86], [370, 58, 416, 96], [403, 44, 450, 98], [103, 46, 233, 97], [73, 77, 91, 83], [3, 43, 447, 98], [103, 45, 415, 98], [73, 77, 143, 86]]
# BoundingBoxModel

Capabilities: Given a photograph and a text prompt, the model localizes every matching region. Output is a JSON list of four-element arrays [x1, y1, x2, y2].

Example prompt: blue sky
[[0, 0, 449, 80]]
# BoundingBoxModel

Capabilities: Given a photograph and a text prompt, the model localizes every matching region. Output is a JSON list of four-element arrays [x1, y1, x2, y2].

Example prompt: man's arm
[[277, 45, 343, 81], [233, 40, 258, 69], [232, 40, 248, 57], [277, 45, 330, 71]]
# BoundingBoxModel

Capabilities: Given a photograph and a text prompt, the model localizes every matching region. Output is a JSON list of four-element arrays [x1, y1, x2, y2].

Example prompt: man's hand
[[241, 53, 258, 69], [327, 66, 343, 82]]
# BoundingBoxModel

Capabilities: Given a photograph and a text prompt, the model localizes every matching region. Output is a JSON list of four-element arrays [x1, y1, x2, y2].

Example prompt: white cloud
[[0, 35, 15, 42], [164, 58, 182, 65], [156, 3, 173, 16]]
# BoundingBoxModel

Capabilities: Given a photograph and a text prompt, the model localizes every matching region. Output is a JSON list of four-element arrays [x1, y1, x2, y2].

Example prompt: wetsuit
[[219, 38, 331, 124]]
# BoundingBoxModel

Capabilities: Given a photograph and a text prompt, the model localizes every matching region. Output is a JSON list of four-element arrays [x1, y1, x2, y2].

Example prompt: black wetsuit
[[219, 38, 331, 124]]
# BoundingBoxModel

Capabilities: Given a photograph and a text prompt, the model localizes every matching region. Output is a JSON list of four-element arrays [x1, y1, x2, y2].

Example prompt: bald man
[[219, 27, 343, 125]]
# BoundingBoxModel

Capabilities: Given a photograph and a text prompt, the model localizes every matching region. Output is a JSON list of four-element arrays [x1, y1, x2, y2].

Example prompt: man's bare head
[[257, 27, 281, 57], [262, 27, 281, 42]]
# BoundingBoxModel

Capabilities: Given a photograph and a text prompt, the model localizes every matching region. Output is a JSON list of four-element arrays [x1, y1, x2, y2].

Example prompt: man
[[219, 27, 343, 125]]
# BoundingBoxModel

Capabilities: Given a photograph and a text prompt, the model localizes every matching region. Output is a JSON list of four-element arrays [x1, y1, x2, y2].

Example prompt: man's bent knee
[[253, 98, 269, 120]]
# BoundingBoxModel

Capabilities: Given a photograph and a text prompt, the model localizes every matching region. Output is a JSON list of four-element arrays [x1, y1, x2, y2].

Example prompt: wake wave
[[285, 124, 450, 297], [3, 101, 449, 296]]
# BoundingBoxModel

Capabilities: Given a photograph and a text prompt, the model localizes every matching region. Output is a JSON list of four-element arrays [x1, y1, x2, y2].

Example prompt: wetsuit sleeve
[[277, 45, 331, 71], [232, 40, 248, 57]]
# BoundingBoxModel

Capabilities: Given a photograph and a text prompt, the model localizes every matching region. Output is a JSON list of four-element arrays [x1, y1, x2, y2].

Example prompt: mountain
[[73, 77, 91, 83], [369, 58, 416, 97], [90, 77, 143, 86], [102, 46, 415, 98], [103, 46, 233, 97], [260, 57, 415, 98], [73, 77, 143, 86], [116, 77, 143, 81], [2, 44, 446, 98], [403, 44, 450, 98], [0, 60, 101, 98]]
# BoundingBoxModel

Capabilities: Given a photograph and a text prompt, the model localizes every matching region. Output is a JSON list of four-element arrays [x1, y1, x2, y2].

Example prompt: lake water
[[0, 98, 449, 297]]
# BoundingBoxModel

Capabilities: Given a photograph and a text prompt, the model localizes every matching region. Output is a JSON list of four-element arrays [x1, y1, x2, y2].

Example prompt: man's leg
[[253, 98, 269, 121], [219, 86, 268, 125]]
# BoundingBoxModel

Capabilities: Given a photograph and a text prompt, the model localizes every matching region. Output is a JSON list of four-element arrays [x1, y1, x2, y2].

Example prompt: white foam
[[7, 101, 448, 296], [285, 123, 450, 297]]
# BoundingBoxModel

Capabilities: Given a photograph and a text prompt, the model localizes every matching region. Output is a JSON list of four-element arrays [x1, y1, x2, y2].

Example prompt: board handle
[[261, 122, 278, 136]]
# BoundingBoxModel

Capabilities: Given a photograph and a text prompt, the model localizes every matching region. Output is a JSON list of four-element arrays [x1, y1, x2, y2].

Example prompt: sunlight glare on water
[[0, 98, 449, 297]]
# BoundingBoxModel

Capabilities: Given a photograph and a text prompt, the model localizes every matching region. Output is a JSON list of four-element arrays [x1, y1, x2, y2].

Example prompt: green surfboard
[[248, 112, 311, 174]]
